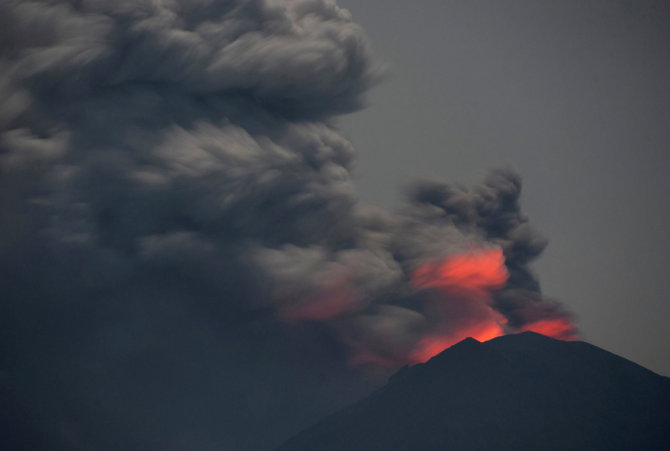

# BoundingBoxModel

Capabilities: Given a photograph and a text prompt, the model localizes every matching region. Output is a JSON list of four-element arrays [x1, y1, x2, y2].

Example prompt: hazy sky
[[337, 0, 670, 374]]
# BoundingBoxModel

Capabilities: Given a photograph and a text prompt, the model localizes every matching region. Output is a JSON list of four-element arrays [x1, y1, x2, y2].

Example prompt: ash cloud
[[0, 0, 576, 449]]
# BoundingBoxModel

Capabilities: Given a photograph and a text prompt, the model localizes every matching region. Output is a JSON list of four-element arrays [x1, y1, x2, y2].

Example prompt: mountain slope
[[277, 332, 670, 451]]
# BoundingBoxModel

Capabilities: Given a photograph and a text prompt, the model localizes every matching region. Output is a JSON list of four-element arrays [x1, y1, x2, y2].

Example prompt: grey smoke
[[0, 0, 575, 449]]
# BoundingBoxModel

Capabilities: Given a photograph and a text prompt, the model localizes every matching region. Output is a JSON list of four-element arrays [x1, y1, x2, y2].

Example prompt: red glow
[[411, 248, 508, 298], [403, 248, 510, 364], [277, 246, 580, 370], [409, 321, 504, 364], [519, 318, 579, 341]]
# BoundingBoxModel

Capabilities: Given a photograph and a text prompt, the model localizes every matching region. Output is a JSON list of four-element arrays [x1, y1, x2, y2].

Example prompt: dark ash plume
[[0, 1, 576, 449]]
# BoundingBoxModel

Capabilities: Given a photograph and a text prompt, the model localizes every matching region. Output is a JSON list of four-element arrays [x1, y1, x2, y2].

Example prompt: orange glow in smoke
[[408, 321, 504, 364], [403, 248, 510, 363], [280, 246, 577, 369], [411, 248, 509, 298], [519, 318, 579, 341]]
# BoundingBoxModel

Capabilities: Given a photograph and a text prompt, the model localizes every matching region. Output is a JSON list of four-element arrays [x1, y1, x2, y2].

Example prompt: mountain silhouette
[[277, 332, 670, 450]]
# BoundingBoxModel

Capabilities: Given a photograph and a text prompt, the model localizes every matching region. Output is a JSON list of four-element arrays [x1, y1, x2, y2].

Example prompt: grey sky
[[337, 0, 670, 374]]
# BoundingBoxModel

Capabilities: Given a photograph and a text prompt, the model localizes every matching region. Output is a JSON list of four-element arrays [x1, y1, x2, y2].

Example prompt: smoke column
[[0, 0, 577, 448]]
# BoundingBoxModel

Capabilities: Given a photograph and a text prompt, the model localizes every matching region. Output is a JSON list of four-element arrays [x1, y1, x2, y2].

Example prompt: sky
[[337, 0, 670, 375], [0, 0, 669, 450]]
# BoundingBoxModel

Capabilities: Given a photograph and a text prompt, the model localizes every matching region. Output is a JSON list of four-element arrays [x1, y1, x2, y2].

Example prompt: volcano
[[277, 332, 670, 450]]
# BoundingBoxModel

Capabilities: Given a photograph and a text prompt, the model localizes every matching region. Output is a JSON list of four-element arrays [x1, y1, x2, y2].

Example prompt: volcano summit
[[278, 332, 670, 451]]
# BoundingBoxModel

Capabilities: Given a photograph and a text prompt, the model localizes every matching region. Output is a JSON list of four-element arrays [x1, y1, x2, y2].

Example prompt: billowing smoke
[[0, 0, 576, 449]]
